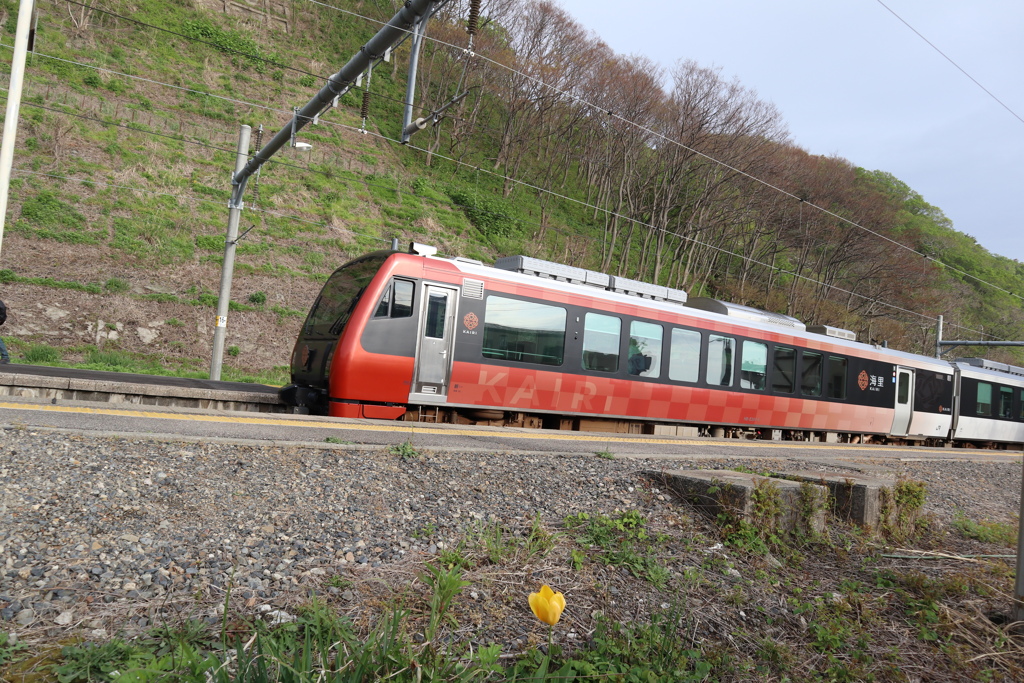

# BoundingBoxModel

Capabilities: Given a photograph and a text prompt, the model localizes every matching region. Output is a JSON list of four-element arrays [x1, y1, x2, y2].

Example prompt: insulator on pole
[[467, 0, 481, 37], [360, 90, 371, 120]]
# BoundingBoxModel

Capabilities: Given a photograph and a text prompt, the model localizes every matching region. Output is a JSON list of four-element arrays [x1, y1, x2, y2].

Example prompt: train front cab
[[280, 244, 464, 420]]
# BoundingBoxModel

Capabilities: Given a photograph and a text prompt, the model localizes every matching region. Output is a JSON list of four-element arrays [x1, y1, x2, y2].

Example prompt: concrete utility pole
[[209, 124, 251, 381], [0, 0, 37, 261], [209, 0, 439, 379]]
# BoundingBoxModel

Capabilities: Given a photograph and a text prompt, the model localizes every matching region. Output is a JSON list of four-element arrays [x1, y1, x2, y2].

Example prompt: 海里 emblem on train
[[464, 312, 479, 330], [857, 370, 869, 391]]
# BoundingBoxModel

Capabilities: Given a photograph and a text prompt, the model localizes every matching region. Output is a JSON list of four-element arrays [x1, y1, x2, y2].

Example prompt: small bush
[[952, 512, 1016, 546], [445, 186, 524, 240], [104, 278, 130, 293], [248, 291, 267, 305], [22, 343, 61, 364], [227, 345, 240, 357]]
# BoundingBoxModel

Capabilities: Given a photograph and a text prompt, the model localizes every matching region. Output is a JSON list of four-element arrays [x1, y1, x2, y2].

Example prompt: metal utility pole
[[210, 0, 439, 379], [400, 10, 431, 143], [1018, 484, 1024, 624], [933, 315, 1024, 624], [0, 0, 37, 261], [934, 316, 1024, 357], [209, 125, 251, 380]]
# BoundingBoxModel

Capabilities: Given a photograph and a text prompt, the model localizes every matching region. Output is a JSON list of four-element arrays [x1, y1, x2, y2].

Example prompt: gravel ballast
[[1, 427, 1021, 650]]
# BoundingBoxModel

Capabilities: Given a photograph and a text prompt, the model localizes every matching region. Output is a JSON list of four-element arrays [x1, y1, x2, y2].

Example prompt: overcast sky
[[553, 0, 1024, 263]]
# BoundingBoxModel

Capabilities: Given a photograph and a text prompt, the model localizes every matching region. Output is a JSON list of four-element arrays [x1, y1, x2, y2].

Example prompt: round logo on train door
[[857, 370, 869, 391], [463, 312, 479, 330]]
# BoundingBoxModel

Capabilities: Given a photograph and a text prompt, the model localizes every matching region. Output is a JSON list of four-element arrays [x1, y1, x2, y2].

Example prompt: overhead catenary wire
[[0, 48, 1000, 340], [0, 19, 1013, 339], [8, 167, 389, 241], [12, 3, 1021, 305], [875, 0, 1024, 127], [297, 0, 1024, 303]]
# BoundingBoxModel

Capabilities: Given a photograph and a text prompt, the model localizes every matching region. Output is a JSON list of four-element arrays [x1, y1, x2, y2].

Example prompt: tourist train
[[280, 243, 1024, 448]]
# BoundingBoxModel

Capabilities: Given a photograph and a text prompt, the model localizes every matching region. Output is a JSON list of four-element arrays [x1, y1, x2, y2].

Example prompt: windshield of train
[[303, 253, 389, 337]]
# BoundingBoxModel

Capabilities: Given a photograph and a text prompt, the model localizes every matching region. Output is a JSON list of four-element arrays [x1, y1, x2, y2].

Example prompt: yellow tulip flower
[[529, 584, 566, 626]]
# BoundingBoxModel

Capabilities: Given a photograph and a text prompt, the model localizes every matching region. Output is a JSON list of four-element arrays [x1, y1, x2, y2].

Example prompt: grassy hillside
[[0, 0, 1021, 380]]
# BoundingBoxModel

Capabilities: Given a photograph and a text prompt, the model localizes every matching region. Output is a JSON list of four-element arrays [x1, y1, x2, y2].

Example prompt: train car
[[277, 243, 987, 445], [950, 358, 1024, 447]]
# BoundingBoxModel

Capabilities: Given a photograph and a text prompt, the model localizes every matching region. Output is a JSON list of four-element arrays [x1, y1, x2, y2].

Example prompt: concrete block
[[773, 471, 890, 528], [649, 469, 826, 535]]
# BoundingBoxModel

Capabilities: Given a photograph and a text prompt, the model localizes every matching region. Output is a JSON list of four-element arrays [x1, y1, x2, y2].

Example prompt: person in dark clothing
[[0, 300, 9, 363]]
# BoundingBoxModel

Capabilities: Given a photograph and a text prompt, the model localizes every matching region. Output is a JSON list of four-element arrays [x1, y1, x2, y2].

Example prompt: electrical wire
[[12, 4, 1020, 306], [300, 0, 1024, 303], [9, 168, 387, 240], [0, 47, 998, 338], [0, 26, 1012, 338], [875, 0, 1024, 126]]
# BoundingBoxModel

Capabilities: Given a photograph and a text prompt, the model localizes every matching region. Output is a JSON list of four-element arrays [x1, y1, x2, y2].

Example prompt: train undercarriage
[[398, 404, 1024, 449]]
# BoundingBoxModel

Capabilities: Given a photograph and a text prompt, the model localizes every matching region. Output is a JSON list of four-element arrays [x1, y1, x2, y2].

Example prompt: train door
[[891, 367, 914, 436], [410, 284, 458, 402]]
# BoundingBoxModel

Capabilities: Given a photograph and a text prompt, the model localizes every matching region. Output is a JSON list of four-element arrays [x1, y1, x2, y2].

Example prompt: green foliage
[[112, 217, 194, 263], [52, 639, 154, 682], [563, 510, 668, 585], [880, 479, 928, 542], [388, 439, 420, 460], [420, 562, 470, 642], [0, 631, 27, 667], [18, 192, 100, 244], [104, 278, 130, 293], [195, 234, 222, 250], [248, 290, 267, 305], [952, 511, 1016, 546], [227, 345, 240, 357], [555, 609, 712, 681], [446, 186, 524, 240], [20, 342, 62, 364], [86, 349, 137, 371], [181, 18, 277, 73]]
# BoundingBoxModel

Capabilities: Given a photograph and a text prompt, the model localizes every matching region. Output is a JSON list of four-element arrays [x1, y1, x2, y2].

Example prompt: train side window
[[706, 335, 735, 387], [828, 356, 848, 399], [374, 286, 391, 317], [772, 347, 795, 393], [424, 291, 447, 338], [668, 328, 701, 383], [373, 280, 414, 319], [482, 296, 566, 366], [976, 382, 992, 417], [392, 281, 414, 317], [740, 341, 767, 390], [1020, 389, 1024, 421], [801, 352, 823, 397], [582, 313, 621, 373], [897, 373, 910, 405], [628, 321, 663, 378], [998, 386, 1013, 419]]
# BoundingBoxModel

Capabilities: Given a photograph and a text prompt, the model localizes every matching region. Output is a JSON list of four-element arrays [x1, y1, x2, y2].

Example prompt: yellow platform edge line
[[1, 400, 1016, 456]]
